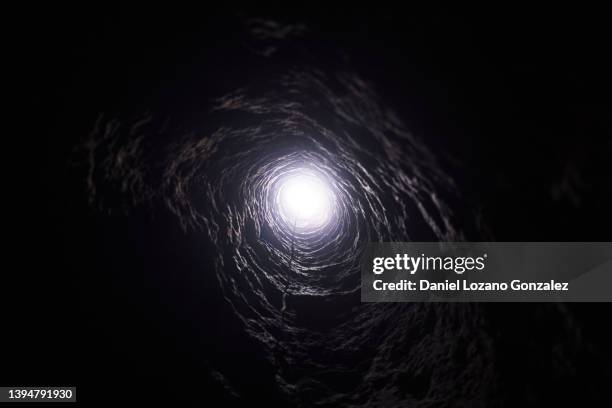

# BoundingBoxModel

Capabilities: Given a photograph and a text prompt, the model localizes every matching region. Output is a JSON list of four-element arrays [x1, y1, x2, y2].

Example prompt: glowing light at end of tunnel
[[276, 170, 335, 231]]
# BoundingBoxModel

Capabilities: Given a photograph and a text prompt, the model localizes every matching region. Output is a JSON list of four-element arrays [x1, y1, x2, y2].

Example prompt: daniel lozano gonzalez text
[[370, 254, 569, 292]]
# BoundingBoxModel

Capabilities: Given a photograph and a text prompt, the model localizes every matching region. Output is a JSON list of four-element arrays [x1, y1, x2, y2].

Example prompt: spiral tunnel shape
[[80, 61, 580, 406]]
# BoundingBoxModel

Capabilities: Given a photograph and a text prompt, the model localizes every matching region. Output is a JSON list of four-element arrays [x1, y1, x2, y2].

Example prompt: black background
[[8, 4, 612, 406]]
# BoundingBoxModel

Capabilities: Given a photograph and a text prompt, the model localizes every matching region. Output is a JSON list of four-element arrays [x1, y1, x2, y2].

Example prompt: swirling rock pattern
[[77, 20, 592, 407]]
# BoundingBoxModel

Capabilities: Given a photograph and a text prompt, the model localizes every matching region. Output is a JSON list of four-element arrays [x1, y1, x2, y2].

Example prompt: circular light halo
[[275, 169, 334, 231]]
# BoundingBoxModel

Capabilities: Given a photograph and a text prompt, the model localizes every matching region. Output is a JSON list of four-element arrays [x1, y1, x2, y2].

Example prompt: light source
[[276, 170, 334, 231]]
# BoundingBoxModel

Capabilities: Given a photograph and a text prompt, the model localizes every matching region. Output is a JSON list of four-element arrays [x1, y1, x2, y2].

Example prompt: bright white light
[[276, 171, 333, 230]]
